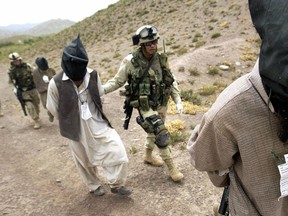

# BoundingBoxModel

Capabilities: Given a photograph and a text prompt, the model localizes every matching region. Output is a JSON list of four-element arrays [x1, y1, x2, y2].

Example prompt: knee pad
[[136, 114, 170, 148], [155, 130, 170, 148]]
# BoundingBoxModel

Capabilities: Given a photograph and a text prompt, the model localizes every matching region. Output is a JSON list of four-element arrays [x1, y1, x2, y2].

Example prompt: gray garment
[[187, 60, 288, 216]]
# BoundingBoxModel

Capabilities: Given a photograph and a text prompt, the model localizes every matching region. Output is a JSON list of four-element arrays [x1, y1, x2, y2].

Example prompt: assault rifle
[[123, 98, 133, 130], [218, 186, 229, 216], [16, 89, 27, 116]]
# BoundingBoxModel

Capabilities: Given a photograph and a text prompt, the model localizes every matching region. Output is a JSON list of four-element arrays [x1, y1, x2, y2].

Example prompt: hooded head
[[249, 0, 288, 142], [35, 57, 49, 70], [61, 35, 89, 81], [249, 0, 288, 101]]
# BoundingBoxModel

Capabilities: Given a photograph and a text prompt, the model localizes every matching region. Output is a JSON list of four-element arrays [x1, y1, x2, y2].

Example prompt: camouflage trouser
[[22, 88, 40, 120]]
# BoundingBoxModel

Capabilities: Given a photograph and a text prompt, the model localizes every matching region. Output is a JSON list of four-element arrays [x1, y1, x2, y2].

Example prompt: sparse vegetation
[[207, 66, 220, 75], [198, 85, 217, 96], [188, 67, 200, 76], [211, 32, 221, 39], [195, 40, 206, 48]]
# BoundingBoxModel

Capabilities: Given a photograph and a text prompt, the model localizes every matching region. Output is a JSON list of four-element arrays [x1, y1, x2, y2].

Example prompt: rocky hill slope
[[0, 19, 75, 39]]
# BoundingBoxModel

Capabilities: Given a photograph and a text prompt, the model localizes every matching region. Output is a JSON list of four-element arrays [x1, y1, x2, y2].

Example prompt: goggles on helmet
[[139, 26, 158, 39]]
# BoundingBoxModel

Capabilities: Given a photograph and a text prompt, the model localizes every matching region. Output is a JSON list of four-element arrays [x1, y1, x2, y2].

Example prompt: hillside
[[0, 0, 259, 81], [0, 19, 75, 39], [0, 0, 260, 215]]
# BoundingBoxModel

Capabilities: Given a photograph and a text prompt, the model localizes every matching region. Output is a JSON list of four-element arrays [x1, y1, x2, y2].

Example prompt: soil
[[0, 60, 224, 216], [0, 23, 259, 216]]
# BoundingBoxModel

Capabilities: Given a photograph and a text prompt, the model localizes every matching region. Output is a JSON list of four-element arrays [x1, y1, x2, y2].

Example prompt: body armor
[[125, 48, 174, 111], [8, 62, 35, 91]]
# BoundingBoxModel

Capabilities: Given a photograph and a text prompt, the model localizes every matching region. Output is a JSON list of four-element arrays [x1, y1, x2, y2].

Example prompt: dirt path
[[0, 61, 222, 216]]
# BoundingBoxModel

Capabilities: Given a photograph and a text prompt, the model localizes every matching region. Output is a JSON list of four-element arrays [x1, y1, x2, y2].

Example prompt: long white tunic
[[47, 68, 128, 168]]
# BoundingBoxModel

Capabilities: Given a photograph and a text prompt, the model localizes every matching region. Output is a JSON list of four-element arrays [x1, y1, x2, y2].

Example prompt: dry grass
[[0, 0, 260, 115]]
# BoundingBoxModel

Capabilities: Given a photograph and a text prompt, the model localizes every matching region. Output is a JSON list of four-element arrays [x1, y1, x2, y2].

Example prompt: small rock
[[218, 65, 229, 71]]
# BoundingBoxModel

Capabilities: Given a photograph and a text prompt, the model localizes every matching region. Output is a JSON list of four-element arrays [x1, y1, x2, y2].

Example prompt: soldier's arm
[[102, 54, 132, 94], [170, 75, 182, 105]]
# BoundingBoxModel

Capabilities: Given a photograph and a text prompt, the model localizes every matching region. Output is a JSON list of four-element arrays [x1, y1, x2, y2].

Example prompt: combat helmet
[[9, 52, 22, 62], [132, 25, 160, 45]]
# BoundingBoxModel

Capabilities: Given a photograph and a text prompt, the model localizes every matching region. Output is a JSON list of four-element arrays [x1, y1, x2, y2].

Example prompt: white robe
[[47, 68, 128, 191]]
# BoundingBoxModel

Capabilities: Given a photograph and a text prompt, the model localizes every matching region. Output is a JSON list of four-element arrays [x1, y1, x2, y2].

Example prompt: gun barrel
[[123, 100, 133, 130], [16, 89, 27, 116], [218, 186, 229, 215]]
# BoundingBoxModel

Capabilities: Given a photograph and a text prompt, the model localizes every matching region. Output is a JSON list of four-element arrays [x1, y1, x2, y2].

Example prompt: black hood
[[249, 0, 288, 101], [61, 35, 89, 81], [35, 57, 49, 70]]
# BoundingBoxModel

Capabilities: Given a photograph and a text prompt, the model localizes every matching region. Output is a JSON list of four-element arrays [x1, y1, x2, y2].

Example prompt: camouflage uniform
[[103, 25, 184, 182], [8, 55, 41, 129]]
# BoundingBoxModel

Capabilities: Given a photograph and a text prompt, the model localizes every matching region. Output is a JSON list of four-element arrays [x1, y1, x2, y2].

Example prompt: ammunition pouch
[[162, 68, 174, 86], [130, 99, 140, 108], [139, 95, 150, 111], [136, 114, 170, 148], [159, 83, 172, 106]]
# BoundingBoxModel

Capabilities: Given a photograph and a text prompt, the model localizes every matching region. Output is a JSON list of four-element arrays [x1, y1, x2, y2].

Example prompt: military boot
[[164, 159, 184, 182], [34, 118, 41, 129], [144, 149, 163, 166]]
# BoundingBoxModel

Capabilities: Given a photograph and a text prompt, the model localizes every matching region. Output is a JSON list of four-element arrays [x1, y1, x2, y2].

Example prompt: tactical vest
[[54, 70, 111, 141], [125, 48, 174, 111], [8, 62, 36, 91]]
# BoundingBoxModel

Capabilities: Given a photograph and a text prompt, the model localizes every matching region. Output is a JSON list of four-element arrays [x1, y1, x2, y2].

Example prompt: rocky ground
[[0, 59, 225, 216]]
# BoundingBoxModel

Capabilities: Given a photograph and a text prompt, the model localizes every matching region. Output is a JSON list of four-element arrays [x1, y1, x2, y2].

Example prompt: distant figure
[[47, 35, 132, 196], [103, 25, 184, 182], [33, 57, 56, 122], [8, 52, 41, 129], [187, 1, 288, 215]]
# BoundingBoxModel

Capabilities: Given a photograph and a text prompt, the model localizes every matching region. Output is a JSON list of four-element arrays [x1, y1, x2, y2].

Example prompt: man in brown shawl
[[187, 0, 288, 215]]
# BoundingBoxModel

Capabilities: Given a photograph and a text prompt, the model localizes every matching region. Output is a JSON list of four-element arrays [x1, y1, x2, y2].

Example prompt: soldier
[[33, 57, 56, 122], [103, 25, 184, 182], [8, 52, 41, 129]]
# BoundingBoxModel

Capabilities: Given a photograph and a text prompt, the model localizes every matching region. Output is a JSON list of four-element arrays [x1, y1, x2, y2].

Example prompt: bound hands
[[42, 75, 49, 83]]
